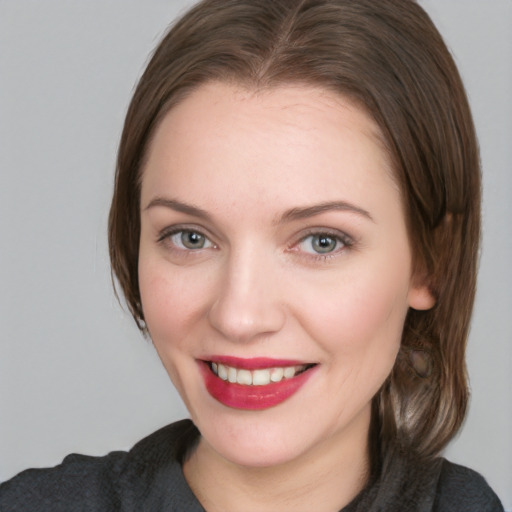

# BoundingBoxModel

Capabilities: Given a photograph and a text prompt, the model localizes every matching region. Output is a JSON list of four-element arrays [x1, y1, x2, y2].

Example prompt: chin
[[188, 392, 339, 470], [201, 417, 309, 468]]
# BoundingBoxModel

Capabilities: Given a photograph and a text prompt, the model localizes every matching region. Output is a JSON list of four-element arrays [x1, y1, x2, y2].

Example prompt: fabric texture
[[0, 419, 504, 511]]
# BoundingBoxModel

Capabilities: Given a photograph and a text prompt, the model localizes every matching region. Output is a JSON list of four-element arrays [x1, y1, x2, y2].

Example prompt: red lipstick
[[199, 357, 316, 410], [208, 355, 306, 369]]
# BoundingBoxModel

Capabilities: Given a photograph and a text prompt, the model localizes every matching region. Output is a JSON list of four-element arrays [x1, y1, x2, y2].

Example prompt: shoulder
[[0, 419, 199, 512], [433, 459, 504, 512], [357, 446, 505, 512], [0, 450, 127, 512]]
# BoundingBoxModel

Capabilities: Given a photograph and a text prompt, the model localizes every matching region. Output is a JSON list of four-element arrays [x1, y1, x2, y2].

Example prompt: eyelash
[[157, 226, 215, 252], [157, 226, 353, 261], [292, 229, 353, 261]]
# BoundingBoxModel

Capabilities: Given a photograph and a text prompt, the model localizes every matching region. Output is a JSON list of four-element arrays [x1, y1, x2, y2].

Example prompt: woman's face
[[138, 82, 433, 468]]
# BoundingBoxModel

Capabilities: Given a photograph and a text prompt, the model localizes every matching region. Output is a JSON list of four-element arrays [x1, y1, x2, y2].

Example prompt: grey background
[[1, 1, 511, 509]]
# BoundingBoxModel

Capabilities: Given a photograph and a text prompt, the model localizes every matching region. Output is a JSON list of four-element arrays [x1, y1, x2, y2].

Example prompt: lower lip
[[199, 362, 316, 410]]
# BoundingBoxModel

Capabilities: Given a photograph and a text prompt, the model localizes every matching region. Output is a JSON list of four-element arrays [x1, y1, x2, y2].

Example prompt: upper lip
[[201, 355, 315, 370]]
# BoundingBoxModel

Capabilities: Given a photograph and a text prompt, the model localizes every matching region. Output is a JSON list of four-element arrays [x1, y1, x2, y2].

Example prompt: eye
[[297, 232, 350, 255], [163, 229, 214, 250]]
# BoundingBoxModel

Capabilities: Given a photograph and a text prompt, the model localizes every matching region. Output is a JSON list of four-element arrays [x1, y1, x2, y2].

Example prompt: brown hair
[[109, 0, 480, 459]]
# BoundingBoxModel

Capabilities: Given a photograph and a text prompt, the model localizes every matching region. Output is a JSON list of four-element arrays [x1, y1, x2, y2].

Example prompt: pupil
[[182, 231, 204, 249], [313, 235, 336, 253]]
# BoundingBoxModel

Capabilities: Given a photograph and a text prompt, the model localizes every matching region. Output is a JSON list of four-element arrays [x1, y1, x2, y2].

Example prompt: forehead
[[140, 81, 399, 216], [146, 82, 389, 163]]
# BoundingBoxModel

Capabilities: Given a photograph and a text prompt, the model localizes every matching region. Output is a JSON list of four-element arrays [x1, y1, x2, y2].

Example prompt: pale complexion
[[138, 82, 434, 511]]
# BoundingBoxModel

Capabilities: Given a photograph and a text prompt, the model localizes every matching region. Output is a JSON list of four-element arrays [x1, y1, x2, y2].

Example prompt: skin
[[138, 82, 434, 511]]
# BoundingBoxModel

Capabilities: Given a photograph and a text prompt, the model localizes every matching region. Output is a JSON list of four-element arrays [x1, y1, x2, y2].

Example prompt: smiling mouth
[[197, 356, 320, 410], [208, 361, 315, 386], [200, 359, 317, 410]]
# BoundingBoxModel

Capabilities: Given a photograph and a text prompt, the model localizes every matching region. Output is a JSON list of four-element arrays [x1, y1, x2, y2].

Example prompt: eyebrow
[[145, 197, 373, 224], [144, 197, 211, 219], [279, 201, 374, 224]]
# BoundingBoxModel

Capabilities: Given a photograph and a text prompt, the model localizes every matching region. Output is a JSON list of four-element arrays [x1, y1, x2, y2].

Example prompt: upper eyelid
[[158, 227, 217, 254], [157, 224, 215, 242], [293, 227, 354, 245], [156, 224, 354, 249], [289, 229, 355, 259]]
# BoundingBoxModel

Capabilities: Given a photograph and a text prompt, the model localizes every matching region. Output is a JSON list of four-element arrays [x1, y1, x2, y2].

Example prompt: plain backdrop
[[1, 1, 511, 509]]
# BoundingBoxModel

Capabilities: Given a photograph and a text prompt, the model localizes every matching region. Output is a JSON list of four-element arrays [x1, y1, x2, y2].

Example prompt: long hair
[[109, 0, 480, 459]]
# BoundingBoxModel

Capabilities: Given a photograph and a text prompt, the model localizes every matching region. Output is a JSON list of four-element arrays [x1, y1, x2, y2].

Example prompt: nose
[[207, 246, 286, 343]]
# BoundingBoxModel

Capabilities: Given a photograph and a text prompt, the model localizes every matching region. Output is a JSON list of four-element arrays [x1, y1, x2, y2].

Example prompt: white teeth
[[283, 367, 296, 379], [252, 369, 271, 386], [228, 366, 237, 383], [217, 363, 228, 381], [211, 362, 309, 386], [237, 369, 252, 385], [270, 367, 284, 382]]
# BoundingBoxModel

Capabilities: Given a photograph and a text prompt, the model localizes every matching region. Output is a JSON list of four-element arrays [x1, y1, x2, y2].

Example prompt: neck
[[183, 408, 371, 512]]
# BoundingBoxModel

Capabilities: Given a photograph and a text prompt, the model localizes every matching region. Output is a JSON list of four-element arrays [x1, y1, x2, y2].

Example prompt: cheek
[[138, 258, 214, 405], [295, 264, 409, 374], [138, 258, 209, 351]]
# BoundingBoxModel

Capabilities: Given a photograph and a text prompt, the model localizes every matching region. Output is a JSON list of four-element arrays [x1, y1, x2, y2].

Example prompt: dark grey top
[[0, 420, 503, 511]]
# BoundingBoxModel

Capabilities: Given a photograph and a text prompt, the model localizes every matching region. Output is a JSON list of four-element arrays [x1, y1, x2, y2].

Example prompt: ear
[[408, 276, 436, 311]]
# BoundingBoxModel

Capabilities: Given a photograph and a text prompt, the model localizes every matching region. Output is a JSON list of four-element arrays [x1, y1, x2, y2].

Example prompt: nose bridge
[[208, 241, 285, 343]]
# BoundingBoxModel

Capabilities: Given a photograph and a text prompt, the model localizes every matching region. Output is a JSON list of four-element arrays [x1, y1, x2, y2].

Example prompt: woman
[[0, 0, 504, 510]]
